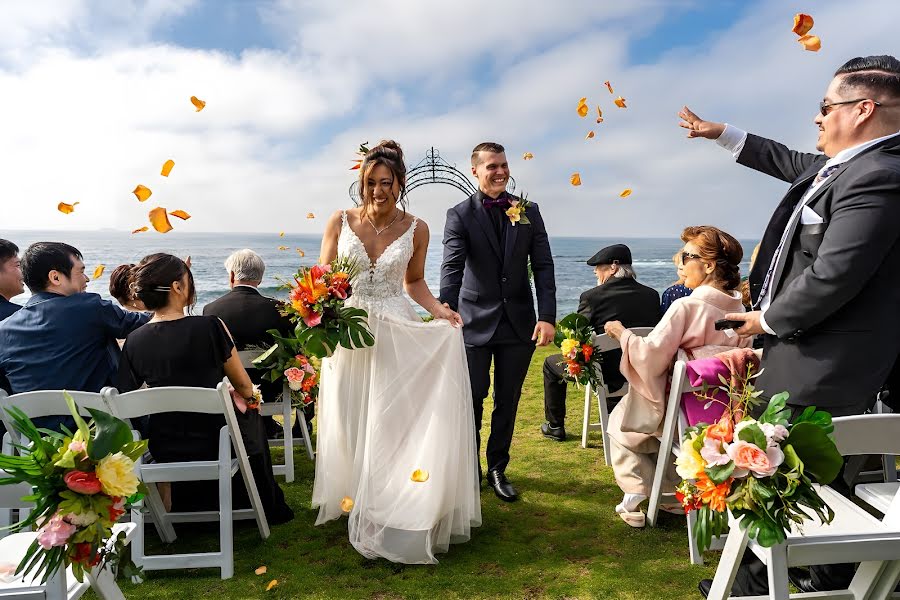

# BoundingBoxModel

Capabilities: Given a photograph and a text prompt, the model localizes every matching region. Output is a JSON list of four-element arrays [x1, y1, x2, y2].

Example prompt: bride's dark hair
[[358, 140, 408, 219]]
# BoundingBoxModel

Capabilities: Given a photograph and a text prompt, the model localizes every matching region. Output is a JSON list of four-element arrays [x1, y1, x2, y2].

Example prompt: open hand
[[603, 320, 626, 340], [433, 302, 464, 328], [723, 311, 764, 337], [678, 106, 726, 140], [532, 321, 555, 346]]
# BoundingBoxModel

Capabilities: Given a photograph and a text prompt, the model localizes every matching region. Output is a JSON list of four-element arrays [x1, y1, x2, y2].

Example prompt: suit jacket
[[577, 277, 661, 391], [739, 133, 900, 408], [439, 193, 556, 346]]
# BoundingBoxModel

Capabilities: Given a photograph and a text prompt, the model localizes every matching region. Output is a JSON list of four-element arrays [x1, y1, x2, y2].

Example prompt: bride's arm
[[318, 210, 343, 265], [404, 220, 463, 327]]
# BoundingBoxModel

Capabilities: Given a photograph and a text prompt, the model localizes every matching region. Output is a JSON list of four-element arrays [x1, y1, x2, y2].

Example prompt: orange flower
[[567, 361, 582, 376], [705, 413, 734, 443], [581, 344, 593, 361], [696, 474, 731, 512], [297, 269, 328, 304]]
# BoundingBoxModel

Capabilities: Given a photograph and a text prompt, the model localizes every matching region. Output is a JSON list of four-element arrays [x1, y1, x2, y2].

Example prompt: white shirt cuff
[[758, 308, 776, 336], [715, 124, 748, 159]]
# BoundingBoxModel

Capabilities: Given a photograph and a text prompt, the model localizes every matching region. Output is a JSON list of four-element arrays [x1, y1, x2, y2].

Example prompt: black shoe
[[486, 469, 519, 502], [540, 422, 566, 441], [698, 579, 712, 598], [788, 568, 818, 593]]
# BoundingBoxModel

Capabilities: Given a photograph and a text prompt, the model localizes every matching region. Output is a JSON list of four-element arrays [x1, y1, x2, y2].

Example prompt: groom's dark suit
[[440, 191, 556, 475]]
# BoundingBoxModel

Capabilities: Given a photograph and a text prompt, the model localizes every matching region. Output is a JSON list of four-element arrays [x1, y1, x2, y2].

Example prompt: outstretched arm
[[405, 220, 463, 326], [318, 210, 343, 265], [439, 207, 466, 311]]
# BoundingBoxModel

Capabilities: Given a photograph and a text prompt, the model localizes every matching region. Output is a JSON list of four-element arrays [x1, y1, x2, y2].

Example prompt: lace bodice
[[338, 211, 419, 317]]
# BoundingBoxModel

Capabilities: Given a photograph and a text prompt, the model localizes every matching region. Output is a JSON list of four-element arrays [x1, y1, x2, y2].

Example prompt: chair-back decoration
[[553, 313, 604, 390]]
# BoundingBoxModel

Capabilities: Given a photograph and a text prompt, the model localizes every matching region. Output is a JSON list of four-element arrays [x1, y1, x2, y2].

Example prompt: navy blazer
[[0, 292, 149, 401], [440, 194, 556, 346]]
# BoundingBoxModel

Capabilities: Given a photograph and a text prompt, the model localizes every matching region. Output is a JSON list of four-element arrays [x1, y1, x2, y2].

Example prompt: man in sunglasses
[[681, 55, 900, 596]]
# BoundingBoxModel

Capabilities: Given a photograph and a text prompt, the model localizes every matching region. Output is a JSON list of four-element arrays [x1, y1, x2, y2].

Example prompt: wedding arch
[[349, 147, 516, 204]]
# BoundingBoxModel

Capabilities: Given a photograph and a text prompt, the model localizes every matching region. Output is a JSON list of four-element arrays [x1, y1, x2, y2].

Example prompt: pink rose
[[285, 367, 305, 391], [36, 513, 77, 549], [64, 470, 103, 495], [700, 436, 731, 467], [303, 312, 323, 327], [726, 440, 784, 478]]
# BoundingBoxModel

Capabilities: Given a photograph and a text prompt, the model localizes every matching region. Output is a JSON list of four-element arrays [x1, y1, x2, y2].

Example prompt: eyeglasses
[[819, 98, 881, 117], [681, 252, 703, 264]]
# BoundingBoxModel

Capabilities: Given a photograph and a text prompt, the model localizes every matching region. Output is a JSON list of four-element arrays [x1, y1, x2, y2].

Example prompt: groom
[[440, 142, 556, 502]]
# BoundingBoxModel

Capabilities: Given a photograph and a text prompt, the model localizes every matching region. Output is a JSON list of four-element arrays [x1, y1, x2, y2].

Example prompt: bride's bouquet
[[553, 313, 603, 390], [674, 366, 843, 551]]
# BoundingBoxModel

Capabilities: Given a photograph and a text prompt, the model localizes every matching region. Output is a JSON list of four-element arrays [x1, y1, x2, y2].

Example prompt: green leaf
[[791, 406, 834, 434], [705, 461, 736, 484], [784, 422, 843, 485], [250, 343, 280, 367], [758, 392, 791, 426], [86, 408, 133, 461], [782, 443, 803, 475], [737, 423, 768, 450], [64, 392, 91, 441]]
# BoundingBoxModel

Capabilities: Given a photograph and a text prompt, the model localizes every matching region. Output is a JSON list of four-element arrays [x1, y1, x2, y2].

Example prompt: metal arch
[[349, 147, 515, 204]]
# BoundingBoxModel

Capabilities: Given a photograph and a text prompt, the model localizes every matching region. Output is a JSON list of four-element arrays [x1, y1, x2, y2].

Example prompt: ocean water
[[4, 231, 754, 316]]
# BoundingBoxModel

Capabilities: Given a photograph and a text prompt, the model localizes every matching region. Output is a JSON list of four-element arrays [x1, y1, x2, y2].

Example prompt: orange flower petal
[[255, 566, 267, 576], [266, 580, 278, 591], [296, 248, 306, 257], [596, 106, 603, 123], [792, 13, 814, 36], [169, 209, 191, 220], [161, 159, 175, 177], [306, 213, 315, 219], [570, 173, 582, 186], [411, 469, 430, 482], [798, 34, 821, 52], [340, 496, 354, 512], [614, 97, 627, 108], [91, 265, 105, 280], [57, 202, 80, 214], [604, 80, 614, 94], [576, 97, 589, 118], [133, 185, 152, 202], [149, 207, 173, 233], [522, 152, 534, 160], [585, 131, 595, 139], [278, 245, 288, 250], [620, 188, 632, 198], [131, 226, 148, 234], [190, 96, 206, 112]]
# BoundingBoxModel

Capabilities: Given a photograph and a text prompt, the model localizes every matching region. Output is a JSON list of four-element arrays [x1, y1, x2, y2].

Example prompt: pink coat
[[607, 285, 751, 452]]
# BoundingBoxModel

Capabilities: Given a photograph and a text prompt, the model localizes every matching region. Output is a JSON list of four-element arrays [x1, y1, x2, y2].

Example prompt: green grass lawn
[[108, 346, 717, 599]]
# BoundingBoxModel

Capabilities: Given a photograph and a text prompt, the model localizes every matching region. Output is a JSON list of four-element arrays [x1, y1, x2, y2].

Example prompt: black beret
[[587, 244, 632, 266]]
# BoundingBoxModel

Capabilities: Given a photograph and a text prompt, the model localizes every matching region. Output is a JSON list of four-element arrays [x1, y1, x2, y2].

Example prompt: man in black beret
[[540, 244, 661, 441]]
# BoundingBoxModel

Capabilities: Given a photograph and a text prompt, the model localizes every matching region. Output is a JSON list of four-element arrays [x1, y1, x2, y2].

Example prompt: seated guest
[[108, 263, 147, 312], [0, 239, 24, 322], [117, 253, 293, 524], [540, 244, 660, 441], [0, 242, 149, 430], [202, 249, 310, 437], [603, 226, 751, 527], [660, 251, 692, 312]]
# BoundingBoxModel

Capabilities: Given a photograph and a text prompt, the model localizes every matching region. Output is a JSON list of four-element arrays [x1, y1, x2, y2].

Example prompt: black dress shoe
[[486, 469, 519, 502], [698, 579, 712, 598], [540, 422, 566, 441], [788, 568, 818, 593]]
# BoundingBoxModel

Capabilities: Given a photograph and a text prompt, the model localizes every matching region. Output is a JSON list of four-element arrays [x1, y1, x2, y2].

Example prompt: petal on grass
[[255, 566, 267, 576], [266, 580, 278, 591]]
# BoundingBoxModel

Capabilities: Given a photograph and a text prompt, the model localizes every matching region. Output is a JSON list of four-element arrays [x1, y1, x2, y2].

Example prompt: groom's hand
[[532, 321, 555, 347]]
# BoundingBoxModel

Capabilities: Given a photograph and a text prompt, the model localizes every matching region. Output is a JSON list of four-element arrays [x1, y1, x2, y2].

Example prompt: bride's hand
[[432, 301, 464, 328]]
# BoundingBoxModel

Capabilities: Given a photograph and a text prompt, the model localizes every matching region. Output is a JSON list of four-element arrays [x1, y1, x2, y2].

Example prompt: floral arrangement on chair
[[0, 393, 147, 583], [674, 366, 843, 550], [553, 313, 602, 390], [251, 340, 321, 408]]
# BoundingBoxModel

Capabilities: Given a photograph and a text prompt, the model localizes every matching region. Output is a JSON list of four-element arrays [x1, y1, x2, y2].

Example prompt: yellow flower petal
[[620, 188, 632, 198], [570, 173, 582, 186], [576, 97, 589, 118], [614, 96, 627, 108], [161, 159, 175, 177], [306, 213, 315, 219], [149, 207, 173, 233], [131, 226, 148, 234], [411, 469, 430, 483], [279, 232, 285, 237], [340, 496, 354, 512], [522, 152, 534, 160], [91, 265, 105, 280], [57, 202, 80, 214], [296, 248, 306, 257], [255, 566, 267, 576], [133, 185, 152, 202], [169, 209, 191, 220], [278, 245, 288, 251], [190, 96, 206, 112], [792, 13, 814, 36], [604, 80, 614, 94], [798, 34, 821, 52], [266, 580, 278, 591], [585, 131, 595, 139]]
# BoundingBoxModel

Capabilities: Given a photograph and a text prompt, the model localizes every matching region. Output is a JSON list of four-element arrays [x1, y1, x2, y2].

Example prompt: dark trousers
[[543, 354, 569, 428], [466, 333, 534, 474]]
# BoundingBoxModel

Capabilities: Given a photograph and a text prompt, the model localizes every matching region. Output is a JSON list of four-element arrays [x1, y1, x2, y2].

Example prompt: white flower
[[65, 511, 99, 527], [760, 423, 789, 445]]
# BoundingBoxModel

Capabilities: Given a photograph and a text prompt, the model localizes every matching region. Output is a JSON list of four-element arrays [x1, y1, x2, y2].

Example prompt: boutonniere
[[505, 193, 532, 226]]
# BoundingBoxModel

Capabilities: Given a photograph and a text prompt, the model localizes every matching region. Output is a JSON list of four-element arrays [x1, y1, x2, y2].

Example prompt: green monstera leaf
[[784, 422, 842, 485], [86, 407, 134, 461]]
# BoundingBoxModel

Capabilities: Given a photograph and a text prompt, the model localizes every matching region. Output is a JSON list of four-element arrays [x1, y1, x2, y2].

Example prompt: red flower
[[567, 361, 583, 376], [107, 496, 126, 522], [72, 542, 101, 567], [582, 344, 593, 361], [301, 375, 317, 392], [302, 394, 314, 405], [64, 470, 103, 495]]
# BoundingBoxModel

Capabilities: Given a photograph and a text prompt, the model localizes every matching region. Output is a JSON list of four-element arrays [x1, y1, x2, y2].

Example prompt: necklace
[[366, 209, 400, 235]]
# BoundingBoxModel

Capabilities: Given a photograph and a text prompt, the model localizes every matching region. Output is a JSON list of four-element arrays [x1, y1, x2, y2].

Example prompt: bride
[[311, 140, 482, 564]]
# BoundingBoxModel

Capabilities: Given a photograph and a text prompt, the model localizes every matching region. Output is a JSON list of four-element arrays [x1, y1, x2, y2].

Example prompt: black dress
[[117, 316, 293, 523]]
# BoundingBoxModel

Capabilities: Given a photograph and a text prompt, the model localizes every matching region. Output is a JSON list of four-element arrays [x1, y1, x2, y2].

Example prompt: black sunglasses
[[819, 98, 881, 117], [681, 252, 703, 264]]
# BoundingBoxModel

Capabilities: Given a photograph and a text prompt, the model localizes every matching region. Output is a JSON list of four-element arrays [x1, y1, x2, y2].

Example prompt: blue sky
[[1, 0, 898, 238]]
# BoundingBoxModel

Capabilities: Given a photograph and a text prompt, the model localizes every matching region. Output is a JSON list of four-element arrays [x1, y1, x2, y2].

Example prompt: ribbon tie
[[482, 194, 511, 209]]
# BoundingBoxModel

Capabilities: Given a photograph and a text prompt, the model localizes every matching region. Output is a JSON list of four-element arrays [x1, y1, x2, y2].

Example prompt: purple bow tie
[[482, 195, 511, 209]]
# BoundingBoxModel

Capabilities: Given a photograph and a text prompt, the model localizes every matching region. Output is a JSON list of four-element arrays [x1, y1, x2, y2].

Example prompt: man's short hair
[[835, 55, 900, 100], [224, 249, 265, 282], [471, 142, 506, 166], [21, 242, 82, 293], [0, 239, 18, 264]]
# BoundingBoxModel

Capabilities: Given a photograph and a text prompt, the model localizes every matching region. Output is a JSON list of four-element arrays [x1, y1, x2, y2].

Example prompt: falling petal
[[278, 246, 288, 251], [350, 160, 362, 170], [131, 226, 148, 234], [133, 185, 152, 202], [596, 106, 603, 123], [169, 209, 191, 220], [255, 566, 267, 576], [411, 469, 430, 483], [620, 188, 633, 198], [266, 580, 278, 592], [576, 97, 589, 118], [57, 202, 80, 214], [585, 131, 595, 139], [340, 496, 354, 512], [604, 80, 614, 94], [92, 265, 105, 280], [798, 34, 821, 52], [522, 152, 534, 160], [306, 213, 315, 219], [792, 13, 814, 36], [296, 248, 306, 257], [149, 207, 173, 233], [190, 96, 206, 112], [279, 232, 285, 237], [570, 173, 582, 186], [614, 97, 627, 108], [161, 159, 175, 177]]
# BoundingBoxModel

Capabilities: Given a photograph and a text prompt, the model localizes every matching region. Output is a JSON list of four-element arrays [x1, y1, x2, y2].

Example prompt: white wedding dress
[[311, 211, 482, 564]]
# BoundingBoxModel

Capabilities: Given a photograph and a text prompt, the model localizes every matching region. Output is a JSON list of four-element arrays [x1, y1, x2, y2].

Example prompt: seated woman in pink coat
[[603, 226, 751, 527]]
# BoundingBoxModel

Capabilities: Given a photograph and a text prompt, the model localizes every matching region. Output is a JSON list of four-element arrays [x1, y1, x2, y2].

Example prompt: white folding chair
[[708, 414, 900, 600], [102, 381, 270, 580], [237, 350, 314, 484], [581, 327, 653, 461], [855, 398, 899, 515]]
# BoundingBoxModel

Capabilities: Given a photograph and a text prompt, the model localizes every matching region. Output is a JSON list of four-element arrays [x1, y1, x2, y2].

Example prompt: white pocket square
[[800, 205, 824, 225]]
